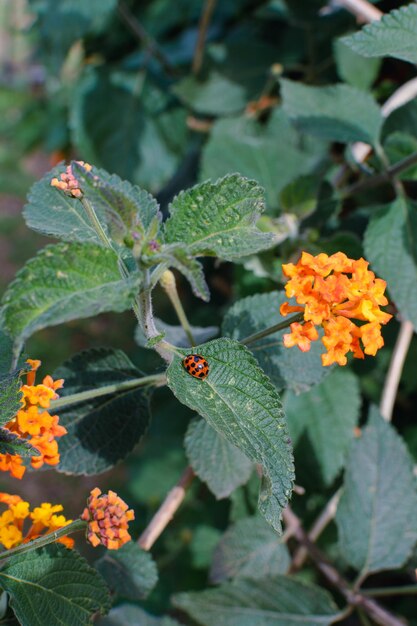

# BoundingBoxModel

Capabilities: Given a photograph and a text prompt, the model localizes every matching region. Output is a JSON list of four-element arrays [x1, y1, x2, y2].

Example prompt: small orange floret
[[280, 252, 392, 366], [81, 488, 135, 550], [50, 161, 92, 198]]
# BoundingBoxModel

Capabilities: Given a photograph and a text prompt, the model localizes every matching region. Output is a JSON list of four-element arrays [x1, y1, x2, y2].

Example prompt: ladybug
[[182, 354, 209, 379]]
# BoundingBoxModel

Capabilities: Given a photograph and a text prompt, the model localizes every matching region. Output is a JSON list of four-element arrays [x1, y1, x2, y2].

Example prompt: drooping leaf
[[0, 243, 141, 344], [136, 318, 218, 349], [24, 163, 161, 248], [210, 516, 290, 583], [185, 418, 253, 499], [336, 408, 417, 576], [99, 605, 180, 626], [0, 428, 40, 458], [281, 79, 382, 145], [222, 291, 329, 393], [364, 197, 417, 329], [155, 247, 210, 301], [173, 71, 247, 116], [201, 109, 325, 210], [342, 5, 417, 65], [71, 68, 188, 193], [96, 543, 157, 601], [167, 338, 294, 532], [53, 348, 151, 475], [173, 576, 340, 626], [334, 38, 381, 90], [164, 174, 275, 260], [284, 369, 360, 485], [0, 544, 110, 626]]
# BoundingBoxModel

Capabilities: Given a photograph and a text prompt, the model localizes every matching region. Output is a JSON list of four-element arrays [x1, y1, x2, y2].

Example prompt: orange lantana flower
[[0, 360, 66, 479], [0, 493, 73, 550], [81, 488, 135, 550], [280, 252, 392, 366]]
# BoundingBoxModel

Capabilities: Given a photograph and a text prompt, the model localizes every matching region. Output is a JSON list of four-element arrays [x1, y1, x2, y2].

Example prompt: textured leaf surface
[[210, 517, 290, 583], [342, 5, 417, 65], [0, 328, 14, 375], [336, 409, 417, 576], [0, 243, 141, 343], [281, 79, 382, 145], [173, 576, 340, 626], [100, 605, 180, 626], [167, 338, 294, 532], [164, 174, 275, 260], [24, 163, 161, 247], [284, 369, 360, 485], [364, 197, 417, 329], [54, 349, 151, 475], [185, 418, 253, 499], [201, 110, 324, 209], [222, 292, 328, 393], [0, 369, 24, 427], [0, 428, 40, 457], [96, 543, 157, 601], [0, 544, 110, 626]]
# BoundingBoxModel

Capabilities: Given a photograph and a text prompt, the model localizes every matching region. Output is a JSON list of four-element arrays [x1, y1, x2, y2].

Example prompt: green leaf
[[201, 109, 324, 210], [164, 174, 275, 260], [29, 0, 116, 64], [155, 247, 210, 301], [0, 243, 141, 343], [24, 163, 161, 248], [96, 543, 157, 601], [342, 4, 417, 65], [136, 318, 218, 349], [54, 348, 151, 475], [336, 409, 417, 576], [0, 329, 14, 375], [173, 576, 340, 626], [279, 175, 321, 220], [166, 338, 294, 532], [0, 428, 40, 458], [364, 197, 417, 329], [190, 525, 222, 570], [0, 366, 28, 427], [334, 38, 381, 90], [99, 605, 180, 626], [71, 68, 188, 193], [210, 517, 290, 583], [383, 132, 417, 180], [185, 418, 253, 499], [222, 291, 329, 393], [284, 369, 360, 485], [0, 544, 110, 626], [281, 79, 383, 145], [173, 71, 247, 116]]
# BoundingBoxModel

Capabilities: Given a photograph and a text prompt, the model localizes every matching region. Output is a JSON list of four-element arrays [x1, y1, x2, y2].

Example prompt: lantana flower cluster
[[50, 161, 91, 198], [0, 359, 67, 479], [81, 488, 135, 550], [280, 252, 392, 366], [0, 492, 73, 550]]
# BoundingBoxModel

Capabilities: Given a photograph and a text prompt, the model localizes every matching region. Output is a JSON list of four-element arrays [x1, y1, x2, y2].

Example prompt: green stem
[[362, 585, 417, 598], [241, 312, 304, 346], [50, 373, 166, 410], [160, 270, 196, 346], [0, 520, 86, 561], [80, 196, 141, 322]]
